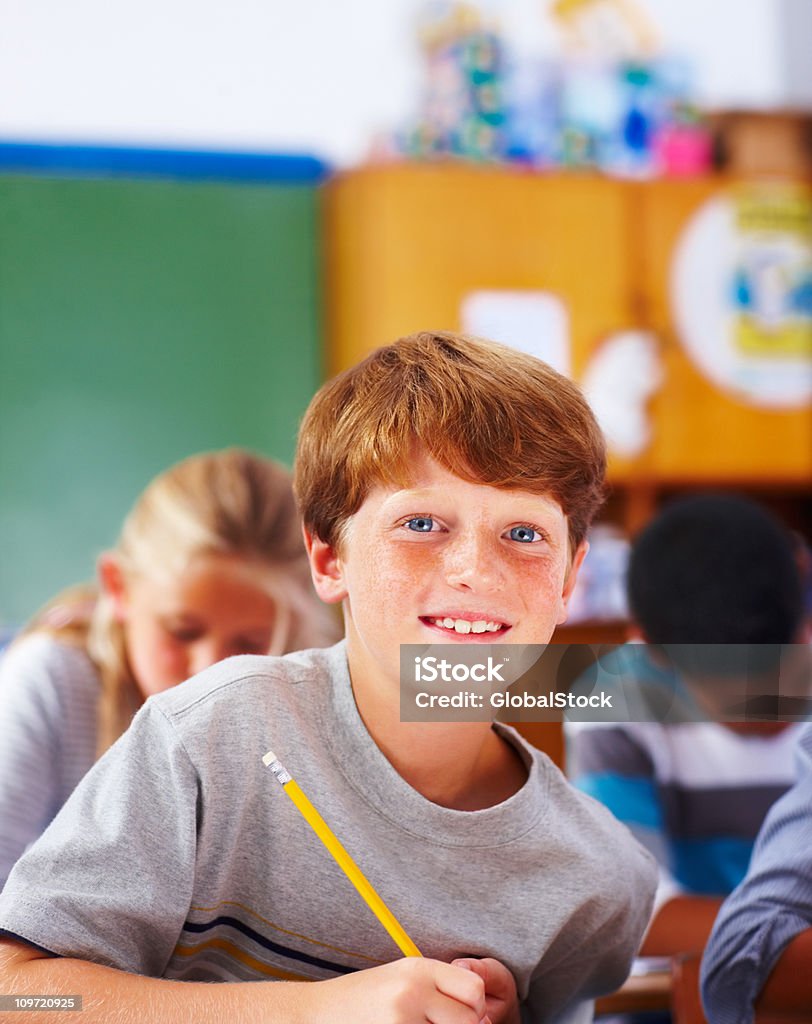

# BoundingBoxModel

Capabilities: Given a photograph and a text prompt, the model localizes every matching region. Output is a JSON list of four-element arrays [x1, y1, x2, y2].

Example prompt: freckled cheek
[[513, 558, 569, 605], [346, 544, 431, 619], [363, 543, 424, 585]]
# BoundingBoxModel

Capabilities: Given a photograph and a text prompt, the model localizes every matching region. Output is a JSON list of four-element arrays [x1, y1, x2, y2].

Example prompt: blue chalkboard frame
[[0, 141, 329, 184]]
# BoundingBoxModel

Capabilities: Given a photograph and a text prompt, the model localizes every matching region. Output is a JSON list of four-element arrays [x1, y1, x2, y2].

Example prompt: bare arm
[[756, 928, 812, 1017], [0, 938, 488, 1024]]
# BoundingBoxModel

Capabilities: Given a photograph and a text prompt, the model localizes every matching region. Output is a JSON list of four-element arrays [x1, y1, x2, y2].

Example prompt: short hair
[[628, 493, 804, 646], [294, 331, 606, 553]]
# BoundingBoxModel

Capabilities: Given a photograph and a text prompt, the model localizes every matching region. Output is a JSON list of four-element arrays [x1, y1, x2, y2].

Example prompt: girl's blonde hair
[[23, 448, 339, 755]]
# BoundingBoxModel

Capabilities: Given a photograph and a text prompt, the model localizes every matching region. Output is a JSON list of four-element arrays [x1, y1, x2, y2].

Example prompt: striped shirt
[[569, 714, 802, 909]]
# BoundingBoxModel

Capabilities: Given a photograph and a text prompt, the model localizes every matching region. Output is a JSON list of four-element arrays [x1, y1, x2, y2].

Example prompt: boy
[[569, 494, 807, 958], [0, 332, 656, 1023]]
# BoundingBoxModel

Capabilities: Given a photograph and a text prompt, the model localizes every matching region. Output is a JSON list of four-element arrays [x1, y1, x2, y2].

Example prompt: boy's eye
[[508, 525, 542, 543], [404, 516, 436, 533]]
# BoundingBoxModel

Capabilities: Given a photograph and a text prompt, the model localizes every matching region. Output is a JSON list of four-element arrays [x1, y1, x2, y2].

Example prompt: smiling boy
[[0, 332, 656, 1024]]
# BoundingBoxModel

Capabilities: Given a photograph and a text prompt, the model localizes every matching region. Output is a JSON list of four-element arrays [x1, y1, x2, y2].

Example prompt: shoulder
[[145, 643, 347, 760], [0, 632, 99, 702], [506, 727, 656, 862], [0, 634, 99, 761], [112, 643, 348, 801], [151, 642, 345, 718], [505, 730, 659, 936]]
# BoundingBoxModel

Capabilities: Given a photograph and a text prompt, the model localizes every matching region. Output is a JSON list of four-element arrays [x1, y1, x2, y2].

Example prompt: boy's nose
[[443, 531, 505, 593]]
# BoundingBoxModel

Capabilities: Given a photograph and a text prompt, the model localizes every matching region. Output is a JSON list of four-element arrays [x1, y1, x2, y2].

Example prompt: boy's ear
[[302, 526, 348, 605], [97, 552, 129, 622], [556, 540, 589, 625]]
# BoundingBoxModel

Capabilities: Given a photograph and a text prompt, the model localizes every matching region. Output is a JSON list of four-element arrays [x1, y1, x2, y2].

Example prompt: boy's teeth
[[433, 617, 502, 634]]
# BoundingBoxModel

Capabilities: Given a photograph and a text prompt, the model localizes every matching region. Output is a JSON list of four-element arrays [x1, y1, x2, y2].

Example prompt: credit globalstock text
[[399, 643, 812, 724]]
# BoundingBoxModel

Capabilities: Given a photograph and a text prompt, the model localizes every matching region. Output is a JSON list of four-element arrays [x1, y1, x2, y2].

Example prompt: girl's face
[[100, 552, 280, 698]]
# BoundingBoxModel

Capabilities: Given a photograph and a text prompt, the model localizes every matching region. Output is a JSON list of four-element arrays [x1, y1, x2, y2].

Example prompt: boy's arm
[[755, 927, 812, 1016], [0, 938, 489, 1024]]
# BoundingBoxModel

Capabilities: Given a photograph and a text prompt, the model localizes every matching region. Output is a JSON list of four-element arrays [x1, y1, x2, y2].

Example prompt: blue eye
[[405, 517, 435, 532], [509, 525, 541, 543]]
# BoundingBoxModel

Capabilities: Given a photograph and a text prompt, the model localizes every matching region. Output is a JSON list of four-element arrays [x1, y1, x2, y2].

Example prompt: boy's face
[[306, 453, 586, 693]]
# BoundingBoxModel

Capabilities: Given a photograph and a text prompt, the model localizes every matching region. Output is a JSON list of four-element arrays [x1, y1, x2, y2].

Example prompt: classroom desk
[[595, 962, 672, 1017]]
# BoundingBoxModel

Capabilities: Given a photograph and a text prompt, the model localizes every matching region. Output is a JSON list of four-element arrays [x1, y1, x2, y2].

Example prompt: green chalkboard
[[0, 173, 323, 624]]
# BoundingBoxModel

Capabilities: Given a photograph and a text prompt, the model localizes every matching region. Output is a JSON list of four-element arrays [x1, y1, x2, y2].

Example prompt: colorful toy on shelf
[[407, 1, 508, 161], [503, 58, 562, 167], [550, 0, 658, 60], [396, 0, 711, 178]]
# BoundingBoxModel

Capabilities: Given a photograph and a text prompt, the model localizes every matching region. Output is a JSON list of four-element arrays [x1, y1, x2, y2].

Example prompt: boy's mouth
[[420, 615, 511, 638]]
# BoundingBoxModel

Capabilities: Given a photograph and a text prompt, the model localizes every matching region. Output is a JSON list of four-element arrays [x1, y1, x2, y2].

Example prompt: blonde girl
[[0, 448, 339, 886]]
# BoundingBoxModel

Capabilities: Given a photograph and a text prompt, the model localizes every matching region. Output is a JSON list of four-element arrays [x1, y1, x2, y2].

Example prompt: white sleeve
[[0, 635, 96, 887]]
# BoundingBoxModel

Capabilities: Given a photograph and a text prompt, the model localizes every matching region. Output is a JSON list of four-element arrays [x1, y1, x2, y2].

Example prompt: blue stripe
[[671, 837, 755, 895], [0, 141, 330, 184], [577, 772, 663, 831], [183, 915, 356, 975]]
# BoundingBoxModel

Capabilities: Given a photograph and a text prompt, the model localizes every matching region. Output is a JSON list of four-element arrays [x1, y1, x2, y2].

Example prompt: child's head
[[627, 494, 805, 705], [32, 448, 338, 752], [628, 493, 804, 648], [294, 331, 606, 559], [294, 333, 606, 683]]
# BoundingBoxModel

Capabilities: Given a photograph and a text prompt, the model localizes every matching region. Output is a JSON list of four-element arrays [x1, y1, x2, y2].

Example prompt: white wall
[[780, 0, 812, 108], [0, 0, 804, 166]]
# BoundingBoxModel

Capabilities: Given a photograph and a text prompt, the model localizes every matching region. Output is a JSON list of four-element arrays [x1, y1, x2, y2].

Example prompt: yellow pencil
[[262, 749, 422, 958]]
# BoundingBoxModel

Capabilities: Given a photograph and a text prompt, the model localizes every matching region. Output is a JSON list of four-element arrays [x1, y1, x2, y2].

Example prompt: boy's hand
[[452, 957, 520, 1024], [307, 957, 489, 1024]]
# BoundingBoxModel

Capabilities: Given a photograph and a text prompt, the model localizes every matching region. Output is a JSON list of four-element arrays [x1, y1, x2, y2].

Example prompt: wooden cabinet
[[322, 163, 640, 480], [635, 178, 812, 483], [322, 164, 812, 638]]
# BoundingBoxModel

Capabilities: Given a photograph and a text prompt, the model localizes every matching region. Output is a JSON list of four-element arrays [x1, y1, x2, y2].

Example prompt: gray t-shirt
[[0, 642, 656, 1022]]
